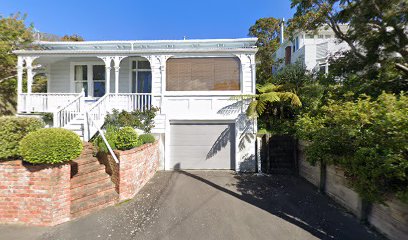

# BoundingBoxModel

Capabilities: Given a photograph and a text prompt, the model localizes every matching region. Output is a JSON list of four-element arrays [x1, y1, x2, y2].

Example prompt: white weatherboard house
[[273, 24, 349, 73], [14, 38, 258, 172]]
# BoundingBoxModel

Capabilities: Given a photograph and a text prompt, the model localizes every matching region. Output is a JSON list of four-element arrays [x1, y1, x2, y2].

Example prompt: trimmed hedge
[[19, 128, 83, 164], [0, 116, 44, 160], [139, 133, 156, 144], [116, 127, 142, 150]]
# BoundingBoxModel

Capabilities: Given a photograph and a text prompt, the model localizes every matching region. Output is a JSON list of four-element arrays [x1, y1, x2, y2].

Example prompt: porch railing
[[53, 91, 84, 128], [84, 93, 152, 141], [109, 93, 152, 111], [18, 93, 80, 113]]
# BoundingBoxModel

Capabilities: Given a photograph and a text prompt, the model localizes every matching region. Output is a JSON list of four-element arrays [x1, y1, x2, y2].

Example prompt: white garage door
[[170, 122, 235, 170]]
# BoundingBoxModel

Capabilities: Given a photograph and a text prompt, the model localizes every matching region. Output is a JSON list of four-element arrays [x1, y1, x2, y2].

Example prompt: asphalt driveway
[[0, 171, 382, 240]]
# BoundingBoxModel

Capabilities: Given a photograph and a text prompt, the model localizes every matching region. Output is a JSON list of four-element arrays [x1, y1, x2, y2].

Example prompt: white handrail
[[84, 94, 111, 141], [87, 115, 119, 164], [84, 93, 153, 141], [53, 91, 84, 128]]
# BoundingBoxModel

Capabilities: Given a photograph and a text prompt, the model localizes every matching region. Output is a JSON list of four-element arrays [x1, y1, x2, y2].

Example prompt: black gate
[[260, 135, 298, 174]]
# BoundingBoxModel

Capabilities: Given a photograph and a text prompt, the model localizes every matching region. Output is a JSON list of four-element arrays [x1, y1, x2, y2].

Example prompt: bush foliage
[[0, 116, 44, 160], [296, 93, 408, 203], [139, 134, 156, 144], [19, 128, 83, 164], [94, 126, 142, 153], [104, 107, 159, 133], [115, 127, 142, 150]]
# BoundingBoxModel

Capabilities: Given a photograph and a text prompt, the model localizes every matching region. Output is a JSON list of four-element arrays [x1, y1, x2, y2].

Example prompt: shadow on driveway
[[175, 171, 382, 240]]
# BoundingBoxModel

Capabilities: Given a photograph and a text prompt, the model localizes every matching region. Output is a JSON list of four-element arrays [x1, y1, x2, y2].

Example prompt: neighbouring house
[[13, 38, 258, 172], [272, 22, 349, 74]]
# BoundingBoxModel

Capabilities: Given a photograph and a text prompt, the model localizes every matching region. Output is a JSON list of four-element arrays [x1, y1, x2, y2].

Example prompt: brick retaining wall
[[0, 160, 71, 226], [0, 141, 160, 226], [101, 141, 160, 201]]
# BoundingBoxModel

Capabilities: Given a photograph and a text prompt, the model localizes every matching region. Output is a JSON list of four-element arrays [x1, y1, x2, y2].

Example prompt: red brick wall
[[0, 160, 71, 226], [102, 141, 160, 201]]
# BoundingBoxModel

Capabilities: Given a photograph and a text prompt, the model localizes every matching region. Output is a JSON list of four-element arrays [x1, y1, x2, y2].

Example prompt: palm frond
[[259, 91, 281, 103], [230, 94, 257, 101], [276, 92, 302, 107], [257, 83, 282, 93], [246, 100, 259, 118]]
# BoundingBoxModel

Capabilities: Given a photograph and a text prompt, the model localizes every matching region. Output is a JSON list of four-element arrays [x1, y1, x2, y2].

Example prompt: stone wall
[[298, 142, 408, 240], [102, 141, 160, 201], [0, 160, 71, 226]]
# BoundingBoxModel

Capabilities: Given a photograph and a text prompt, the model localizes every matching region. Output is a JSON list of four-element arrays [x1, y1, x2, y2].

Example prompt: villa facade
[[14, 38, 258, 172]]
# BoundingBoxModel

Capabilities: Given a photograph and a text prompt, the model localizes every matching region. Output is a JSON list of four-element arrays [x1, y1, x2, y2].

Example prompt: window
[[285, 46, 292, 65], [306, 34, 314, 39], [131, 60, 151, 93], [73, 63, 106, 97], [74, 65, 88, 96], [325, 35, 332, 39], [319, 63, 329, 74], [166, 57, 240, 91], [295, 37, 300, 51], [318, 35, 324, 39], [93, 65, 105, 97]]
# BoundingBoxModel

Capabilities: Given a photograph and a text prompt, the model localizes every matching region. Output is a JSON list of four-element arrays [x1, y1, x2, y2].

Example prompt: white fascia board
[[13, 48, 257, 56]]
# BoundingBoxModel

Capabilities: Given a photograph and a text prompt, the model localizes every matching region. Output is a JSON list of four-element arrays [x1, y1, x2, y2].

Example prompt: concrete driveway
[[0, 171, 382, 240]]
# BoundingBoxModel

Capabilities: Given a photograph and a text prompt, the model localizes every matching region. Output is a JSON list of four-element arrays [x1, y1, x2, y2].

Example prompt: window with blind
[[166, 57, 240, 91]]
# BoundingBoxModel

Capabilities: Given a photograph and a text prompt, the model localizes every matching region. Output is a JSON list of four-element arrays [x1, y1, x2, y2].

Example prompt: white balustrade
[[18, 93, 80, 113], [84, 93, 152, 141]]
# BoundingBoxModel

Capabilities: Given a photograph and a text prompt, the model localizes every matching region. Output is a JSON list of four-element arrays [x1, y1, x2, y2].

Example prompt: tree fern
[[244, 83, 302, 118]]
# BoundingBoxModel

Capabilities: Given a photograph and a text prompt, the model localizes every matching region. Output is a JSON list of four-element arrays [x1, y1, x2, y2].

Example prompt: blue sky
[[1, 0, 294, 40]]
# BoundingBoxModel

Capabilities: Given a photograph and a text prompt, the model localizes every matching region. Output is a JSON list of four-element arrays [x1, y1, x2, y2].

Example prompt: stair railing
[[53, 90, 85, 128], [83, 93, 111, 141], [86, 116, 119, 164]]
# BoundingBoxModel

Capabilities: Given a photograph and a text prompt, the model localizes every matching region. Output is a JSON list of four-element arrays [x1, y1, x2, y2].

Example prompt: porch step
[[71, 169, 111, 187], [71, 178, 117, 200], [71, 158, 106, 176], [70, 142, 118, 219], [71, 193, 118, 219], [70, 188, 118, 218]]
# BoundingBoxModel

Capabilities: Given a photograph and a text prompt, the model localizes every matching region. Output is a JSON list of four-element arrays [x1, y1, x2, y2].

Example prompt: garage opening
[[170, 122, 235, 170]]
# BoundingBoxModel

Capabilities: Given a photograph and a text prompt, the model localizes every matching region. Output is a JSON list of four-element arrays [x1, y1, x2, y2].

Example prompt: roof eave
[[13, 48, 258, 56]]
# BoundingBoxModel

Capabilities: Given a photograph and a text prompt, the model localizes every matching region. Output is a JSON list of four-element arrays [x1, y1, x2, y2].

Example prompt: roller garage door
[[170, 122, 235, 170]]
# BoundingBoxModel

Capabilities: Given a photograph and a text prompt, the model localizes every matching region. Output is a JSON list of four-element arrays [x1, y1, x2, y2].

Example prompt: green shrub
[[139, 133, 156, 144], [19, 128, 83, 164], [94, 126, 142, 152], [93, 125, 118, 153], [104, 107, 159, 133], [296, 92, 408, 203], [115, 127, 142, 150], [0, 116, 44, 159]]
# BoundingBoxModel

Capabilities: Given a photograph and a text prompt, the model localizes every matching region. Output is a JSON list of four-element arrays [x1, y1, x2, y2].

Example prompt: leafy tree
[[0, 13, 33, 115], [61, 34, 84, 41], [289, 0, 408, 96], [248, 17, 282, 84]]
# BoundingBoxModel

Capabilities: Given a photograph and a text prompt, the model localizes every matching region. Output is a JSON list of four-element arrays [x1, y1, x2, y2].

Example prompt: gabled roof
[[14, 38, 258, 55]]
